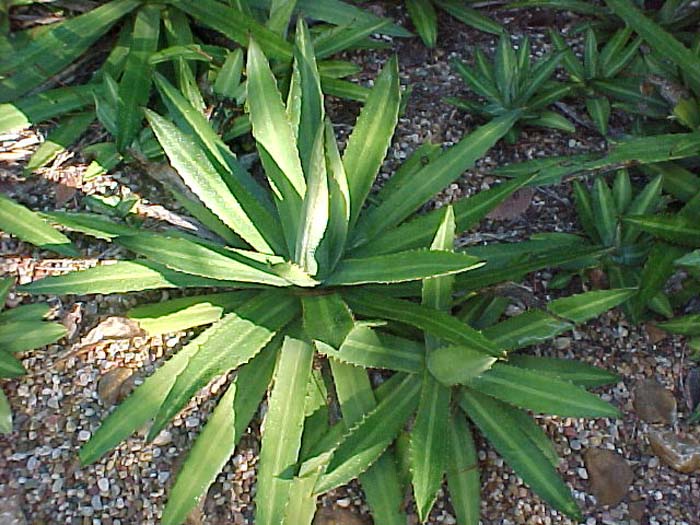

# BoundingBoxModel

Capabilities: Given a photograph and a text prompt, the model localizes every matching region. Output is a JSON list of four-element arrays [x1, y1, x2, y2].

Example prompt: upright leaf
[[342, 56, 400, 226], [446, 411, 480, 525], [116, 5, 160, 151]]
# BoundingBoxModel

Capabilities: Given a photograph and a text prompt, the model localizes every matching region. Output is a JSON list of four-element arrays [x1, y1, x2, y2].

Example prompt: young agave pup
[[22, 20, 628, 525]]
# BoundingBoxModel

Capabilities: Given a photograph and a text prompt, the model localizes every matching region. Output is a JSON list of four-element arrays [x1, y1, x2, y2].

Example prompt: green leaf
[[315, 325, 424, 374], [314, 374, 421, 493], [495, 33, 517, 104], [214, 48, 244, 98], [19, 261, 233, 296], [313, 19, 392, 60], [505, 405, 560, 468], [323, 120, 351, 270], [605, 0, 700, 95], [268, 0, 298, 37], [612, 170, 632, 214], [586, 97, 611, 136], [295, 127, 328, 276], [406, 0, 438, 48], [326, 249, 483, 286], [25, 112, 93, 173], [116, 5, 160, 151], [659, 314, 700, 336], [352, 111, 521, 247], [292, 0, 410, 37], [161, 381, 239, 525], [451, 60, 501, 104], [0, 303, 50, 323], [342, 56, 400, 226], [115, 233, 300, 287], [507, 355, 619, 388], [0, 84, 94, 134], [591, 177, 617, 246], [127, 292, 256, 336], [149, 291, 298, 440], [176, 0, 292, 60], [0, 389, 11, 434], [529, 110, 575, 133], [458, 388, 582, 519], [0, 278, 11, 309], [0, 0, 139, 101], [145, 109, 282, 254], [0, 194, 77, 256], [436, 0, 502, 35], [42, 211, 140, 240], [256, 336, 314, 525], [427, 345, 497, 386], [446, 411, 480, 525], [631, 243, 685, 320], [0, 320, 66, 353], [343, 291, 502, 357], [0, 351, 26, 378], [548, 288, 636, 324], [422, 206, 456, 316], [353, 175, 533, 256], [247, 38, 305, 252], [457, 244, 608, 292], [469, 364, 620, 417], [620, 175, 663, 245], [623, 215, 700, 247], [482, 310, 573, 352], [583, 28, 599, 79], [410, 373, 450, 521]]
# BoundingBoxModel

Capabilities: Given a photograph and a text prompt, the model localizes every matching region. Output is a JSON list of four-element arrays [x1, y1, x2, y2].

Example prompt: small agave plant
[[19, 21, 630, 525], [446, 32, 575, 143]]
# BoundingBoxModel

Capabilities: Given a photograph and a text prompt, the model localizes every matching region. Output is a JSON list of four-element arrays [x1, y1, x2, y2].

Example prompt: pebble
[[98, 478, 110, 492], [78, 430, 91, 441]]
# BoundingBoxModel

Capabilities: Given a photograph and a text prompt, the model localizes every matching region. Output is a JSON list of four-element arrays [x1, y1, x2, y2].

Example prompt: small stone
[[633, 379, 677, 424], [577, 467, 589, 480], [336, 498, 351, 508], [152, 430, 172, 446], [82, 317, 145, 346], [647, 429, 700, 473], [97, 368, 134, 406], [185, 416, 200, 428], [584, 448, 634, 506], [554, 337, 571, 350], [77, 430, 91, 441], [157, 471, 170, 484], [97, 478, 109, 492], [313, 507, 367, 525]]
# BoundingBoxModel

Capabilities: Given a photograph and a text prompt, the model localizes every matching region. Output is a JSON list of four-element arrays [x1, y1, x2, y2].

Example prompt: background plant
[[446, 32, 575, 143]]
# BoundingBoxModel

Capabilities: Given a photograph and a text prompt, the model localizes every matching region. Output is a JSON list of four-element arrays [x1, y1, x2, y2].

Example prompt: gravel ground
[[1, 2, 700, 525]]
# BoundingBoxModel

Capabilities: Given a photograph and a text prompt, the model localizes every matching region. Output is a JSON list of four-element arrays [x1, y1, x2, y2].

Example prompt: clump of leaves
[[560, 170, 671, 322], [404, 0, 502, 48], [14, 19, 629, 525], [0, 277, 67, 434], [0, 0, 405, 174], [446, 33, 575, 143], [550, 27, 644, 135]]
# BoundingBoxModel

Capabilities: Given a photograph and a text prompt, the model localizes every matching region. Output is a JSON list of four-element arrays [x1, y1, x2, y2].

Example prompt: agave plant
[[404, 0, 502, 48], [550, 27, 645, 135], [446, 33, 575, 143], [561, 171, 671, 322], [0, 0, 405, 174], [15, 19, 630, 525]]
